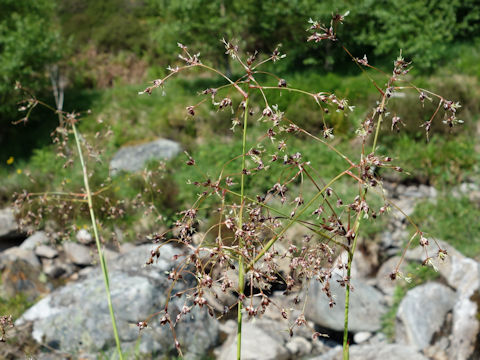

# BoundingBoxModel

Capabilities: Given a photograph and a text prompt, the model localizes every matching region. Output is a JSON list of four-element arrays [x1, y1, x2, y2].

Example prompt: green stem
[[72, 123, 124, 360], [237, 97, 249, 360]]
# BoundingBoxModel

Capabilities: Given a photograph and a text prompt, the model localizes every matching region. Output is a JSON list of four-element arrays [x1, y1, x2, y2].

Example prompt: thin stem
[[237, 96, 249, 360], [71, 123, 123, 360]]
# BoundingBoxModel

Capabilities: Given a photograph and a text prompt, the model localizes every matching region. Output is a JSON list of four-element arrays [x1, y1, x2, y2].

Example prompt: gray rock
[[286, 336, 312, 356], [42, 259, 66, 279], [396, 282, 456, 350], [376, 256, 406, 297], [75, 229, 93, 245], [20, 231, 49, 250], [0, 246, 41, 269], [17, 244, 218, 358], [310, 343, 428, 360], [0, 207, 18, 239], [109, 138, 181, 175], [63, 242, 92, 266], [215, 319, 290, 360], [447, 250, 479, 360], [0, 259, 48, 301], [406, 240, 480, 359], [35, 245, 58, 259], [305, 274, 387, 332]]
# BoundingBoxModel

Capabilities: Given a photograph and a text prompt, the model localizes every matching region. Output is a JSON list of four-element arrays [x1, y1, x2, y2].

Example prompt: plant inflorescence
[[136, 12, 462, 360]]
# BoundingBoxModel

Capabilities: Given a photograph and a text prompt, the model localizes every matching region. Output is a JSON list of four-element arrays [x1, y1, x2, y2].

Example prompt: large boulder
[[109, 138, 181, 175], [395, 282, 456, 351], [17, 244, 219, 358], [305, 274, 387, 332]]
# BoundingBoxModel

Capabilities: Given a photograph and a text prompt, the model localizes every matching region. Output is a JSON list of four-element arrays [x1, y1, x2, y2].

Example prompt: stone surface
[[286, 336, 312, 357], [375, 256, 406, 297], [396, 282, 456, 350], [353, 331, 372, 344], [0, 207, 18, 239], [35, 245, 58, 259], [305, 274, 387, 332], [0, 246, 41, 269], [20, 231, 49, 251], [63, 242, 92, 266], [310, 343, 429, 360], [216, 319, 290, 360], [18, 244, 218, 358], [41, 259, 66, 279], [75, 229, 93, 245], [0, 259, 48, 301], [109, 138, 181, 175], [404, 240, 480, 359]]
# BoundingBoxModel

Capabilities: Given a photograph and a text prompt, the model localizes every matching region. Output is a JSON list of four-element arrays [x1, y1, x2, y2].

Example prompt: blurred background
[[1, 1, 480, 359]]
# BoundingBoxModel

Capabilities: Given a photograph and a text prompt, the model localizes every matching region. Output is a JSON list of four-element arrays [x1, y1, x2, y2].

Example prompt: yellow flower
[[16, 169, 22, 174], [6, 156, 14, 165]]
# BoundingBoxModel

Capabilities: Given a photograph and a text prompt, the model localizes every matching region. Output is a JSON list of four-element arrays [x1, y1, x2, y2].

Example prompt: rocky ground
[[1, 182, 479, 359]]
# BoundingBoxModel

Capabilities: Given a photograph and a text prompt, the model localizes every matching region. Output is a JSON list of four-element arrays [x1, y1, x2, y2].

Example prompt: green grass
[[411, 195, 480, 257]]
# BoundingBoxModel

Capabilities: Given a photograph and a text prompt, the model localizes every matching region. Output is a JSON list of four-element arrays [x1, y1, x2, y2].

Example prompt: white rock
[[76, 229, 93, 245], [353, 331, 372, 344]]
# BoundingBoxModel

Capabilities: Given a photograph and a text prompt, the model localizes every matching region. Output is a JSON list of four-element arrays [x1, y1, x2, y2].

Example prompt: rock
[[353, 331, 372, 344], [396, 282, 456, 350], [119, 242, 136, 254], [41, 258, 75, 279], [35, 245, 58, 259], [305, 274, 387, 332], [63, 242, 92, 266], [405, 240, 480, 359], [75, 229, 93, 245], [17, 244, 218, 358], [41, 259, 66, 279], [215, 319, 290, 360], [0, 207, 18, 239], [109, 138, 181, 175], [310, 343, 429, 360], [20, 231, 49, 250], [376, 256, 406, 297], [0, 259, 48, 301], [449, 287, 479, 360], [102, 247, 119, 262], [286, 336, 312, 357], [0, 246, 41, 269]]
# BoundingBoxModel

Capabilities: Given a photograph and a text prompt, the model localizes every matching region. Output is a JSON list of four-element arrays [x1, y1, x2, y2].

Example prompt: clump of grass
[[412, 195, 480, 257]]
